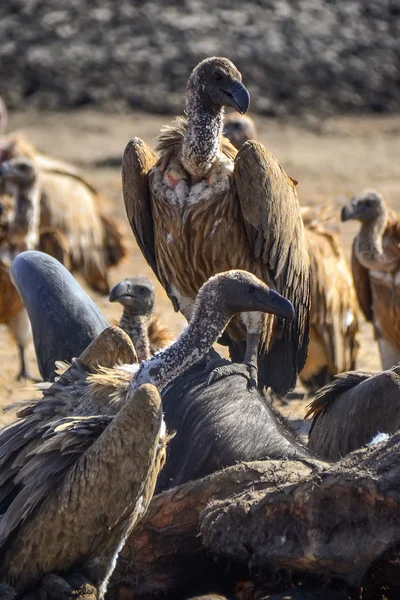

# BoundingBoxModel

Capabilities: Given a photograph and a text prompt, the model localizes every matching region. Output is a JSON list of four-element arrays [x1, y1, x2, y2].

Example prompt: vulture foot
[[207, 362, 258, 388]]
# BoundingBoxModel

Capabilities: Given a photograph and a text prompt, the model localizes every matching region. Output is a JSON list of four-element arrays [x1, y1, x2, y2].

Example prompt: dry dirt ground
[[1, 109, 400, 429]]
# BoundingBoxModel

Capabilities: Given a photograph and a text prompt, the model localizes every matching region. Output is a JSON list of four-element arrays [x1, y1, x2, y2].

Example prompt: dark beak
[[256, 288, 295, 321], [341, 204, 356, 222], [109, 280, 132, 303], [223, 81, 250, 115]]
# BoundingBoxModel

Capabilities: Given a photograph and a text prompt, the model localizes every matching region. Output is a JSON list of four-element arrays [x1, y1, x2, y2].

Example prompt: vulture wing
[[307, 368, 400, 461], [122, 138, 161, 282], [0, 327, 136, 550], [303, 227, 359, 383], [233, 141, 311, 394], [351, 239, 373, 322]]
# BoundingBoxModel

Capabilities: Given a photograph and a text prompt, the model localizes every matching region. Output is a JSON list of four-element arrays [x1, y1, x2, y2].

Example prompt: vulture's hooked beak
[[256, 288, 295, 321], [223, 81, 250, 115], [109, 280, 134, 303], [341, 203, 357, 222]]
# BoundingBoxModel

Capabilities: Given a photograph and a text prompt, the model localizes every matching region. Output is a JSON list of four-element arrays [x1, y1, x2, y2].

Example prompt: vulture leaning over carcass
[[0, 133, 126, 294], [109, 275, 174, 361], [300, 220, 360, 390], [0, 251, 295, 595], [342, 189, 400, 369], [0, 157, 41, 380], [123, 57, 310, 395], [306, 366, 400, 461]]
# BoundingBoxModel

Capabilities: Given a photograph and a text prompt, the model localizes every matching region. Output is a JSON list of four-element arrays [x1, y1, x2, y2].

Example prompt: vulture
[[223, 114, 360, 391], [306, 366, 400, 461], [123, 57, 310, 395], [300, 222, 360, 390], [109, 275, 174, 361], [0, 133, 126, 294], [0, 157, 41, 380], [0, 327, 167, 597], [342, 189, 400, 369], [223, 112, 257, 149], [0, 252, 295, 593]]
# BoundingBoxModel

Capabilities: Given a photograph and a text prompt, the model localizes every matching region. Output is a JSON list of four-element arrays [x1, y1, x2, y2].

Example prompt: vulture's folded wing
[[233, 141, 311, 394], [122, 138, 161, 281], [306, 227, 359, 374], [0, 327, 136, 549], [351, 239, 373, 322]]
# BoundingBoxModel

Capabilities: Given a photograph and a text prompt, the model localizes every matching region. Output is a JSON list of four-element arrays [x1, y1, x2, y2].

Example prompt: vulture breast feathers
[[123, 62, 310, 397]]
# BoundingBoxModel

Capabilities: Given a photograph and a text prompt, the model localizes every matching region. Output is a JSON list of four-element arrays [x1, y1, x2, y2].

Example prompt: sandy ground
[[1, 109, 400, 429]]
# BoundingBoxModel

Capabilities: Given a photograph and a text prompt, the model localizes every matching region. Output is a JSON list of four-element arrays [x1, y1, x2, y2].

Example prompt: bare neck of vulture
[[120, 309, 151, 362], [7, 180, 40, 251], [134, 297, 229, 391], [356, 209, 396, 271], [181, 86, 224, 181]]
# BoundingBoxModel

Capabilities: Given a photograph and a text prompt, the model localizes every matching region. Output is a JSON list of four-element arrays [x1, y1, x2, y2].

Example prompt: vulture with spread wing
[[123, 57, 310, 395], [300, 220, 360, 390], [0, 134, 126, 294], [342, 189, 400, 369]]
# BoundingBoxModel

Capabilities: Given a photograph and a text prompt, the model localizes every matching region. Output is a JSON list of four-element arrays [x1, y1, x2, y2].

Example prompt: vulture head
[[341, 189, 386, 224], [187, 57, 250, 115], [223, 112, 257, 149], [0, 156, 37, 190], [197, 269, 295, 321], [109, 275, 156, 316]]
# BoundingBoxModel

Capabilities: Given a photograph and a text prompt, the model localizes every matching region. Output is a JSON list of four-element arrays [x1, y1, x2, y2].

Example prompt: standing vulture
[[342, 189, 400, 369], [300, 222, 360, 390], [306, 366, 400, 461], [123, 57, 310, 395], [0, 133, 126, 294], [109, 275, 174, 361], [0, 158, 41, 380]]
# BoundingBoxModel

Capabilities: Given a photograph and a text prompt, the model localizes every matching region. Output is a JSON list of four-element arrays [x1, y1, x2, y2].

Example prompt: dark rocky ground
[[1, 0, 400, 116]]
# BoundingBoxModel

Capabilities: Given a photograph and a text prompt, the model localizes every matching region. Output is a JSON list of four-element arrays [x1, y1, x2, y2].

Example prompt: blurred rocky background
[[1, 0, 400, 116]]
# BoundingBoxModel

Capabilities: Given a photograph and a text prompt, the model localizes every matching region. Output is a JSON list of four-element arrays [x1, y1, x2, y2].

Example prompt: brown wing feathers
[[234, 141, 311, 393]]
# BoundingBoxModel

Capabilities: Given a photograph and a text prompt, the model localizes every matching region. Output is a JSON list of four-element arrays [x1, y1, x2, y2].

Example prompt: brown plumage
[[223, 112, 257, 150], [306, 366, 400, 461], [0, 157, 41, 380], [0, 327, 167, 597], [222, 114, 358, 391], [0, 270, 294, 594], [342, 189, 400, 369], [109, 275, 174, 361], [0, 133, 126, 294], [123, 57, 310, 395], [300, 222, 360, 390]]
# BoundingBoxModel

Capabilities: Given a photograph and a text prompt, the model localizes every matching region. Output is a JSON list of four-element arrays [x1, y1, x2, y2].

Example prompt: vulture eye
[[213, 71, 224, 81], [248, 285, 256, 294], [0, 204, 3, 216]]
